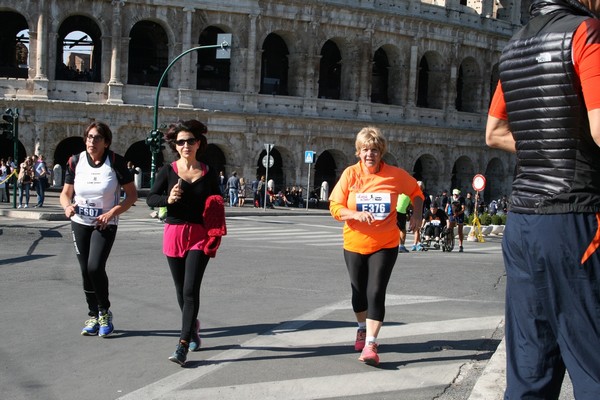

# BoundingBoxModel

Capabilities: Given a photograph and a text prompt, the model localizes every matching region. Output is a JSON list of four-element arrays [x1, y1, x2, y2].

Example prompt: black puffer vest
[[500, 0, 600, 214]]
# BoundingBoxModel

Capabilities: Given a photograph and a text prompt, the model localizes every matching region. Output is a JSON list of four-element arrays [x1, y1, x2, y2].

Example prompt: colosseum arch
[[0, 11, 29, 79], [484, 156, 506, 201], [124, 140, 158, 188], [55, 15, 103, 82], [450, 155, 475, 194], [489, 62, 500, 106], [318, 39, 342, 100], [260, 33, 289, 96], [197, 26, 231, 91], [456, 56, 481, 113], [127, 21, 170, 87], [315, 148, 346, 193], [371, 47, 390, 104], [417, 50, 444, 109], [412, 153, 441, 193], [257, 147, 284, 190]]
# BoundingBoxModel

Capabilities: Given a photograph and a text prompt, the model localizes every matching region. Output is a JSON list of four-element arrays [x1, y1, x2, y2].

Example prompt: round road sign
[[472, 174, 486, 192], [262, 155, 274, 168]]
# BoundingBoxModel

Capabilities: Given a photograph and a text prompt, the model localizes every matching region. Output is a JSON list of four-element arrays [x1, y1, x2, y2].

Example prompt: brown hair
[[84, 121, 113, 148], [165, 119, 208, 158]]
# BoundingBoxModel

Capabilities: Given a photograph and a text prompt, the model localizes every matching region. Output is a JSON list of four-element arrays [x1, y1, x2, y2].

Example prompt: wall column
[[178, 7, 195, 108], [32, 0, 49, 99], [243, 14, 258, 112], [107, 0, 125, 104]]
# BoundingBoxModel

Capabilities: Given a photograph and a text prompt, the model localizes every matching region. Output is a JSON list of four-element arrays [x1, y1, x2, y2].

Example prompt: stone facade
[[0, 0, 522, 201]]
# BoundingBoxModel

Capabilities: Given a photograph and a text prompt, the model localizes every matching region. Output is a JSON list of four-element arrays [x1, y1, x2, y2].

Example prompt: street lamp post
[[146, 36, 231, 187]]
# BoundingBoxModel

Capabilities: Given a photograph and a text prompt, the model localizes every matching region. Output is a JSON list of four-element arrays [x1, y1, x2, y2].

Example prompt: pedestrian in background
[[60, 121, 137, 338], [33, 154, 48, 207], [226, 171, 239, 207], [486, 0, 600, 397], [0, 159, 8, 202], [146, 119, 225, 367], [238, 177, 246, 207], [411, 181, 427, 251], [329, 126, 423, 366], [396, 193, 411, 253], [17, 156, 33, 208], [447, 189, 465, 252]]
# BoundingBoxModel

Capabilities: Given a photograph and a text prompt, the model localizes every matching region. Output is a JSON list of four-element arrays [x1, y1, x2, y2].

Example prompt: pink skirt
[[163, 222, 208, 258]]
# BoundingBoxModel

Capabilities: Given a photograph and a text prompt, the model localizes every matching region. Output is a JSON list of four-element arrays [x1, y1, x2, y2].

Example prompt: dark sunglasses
[[174, 138, 198, 146]]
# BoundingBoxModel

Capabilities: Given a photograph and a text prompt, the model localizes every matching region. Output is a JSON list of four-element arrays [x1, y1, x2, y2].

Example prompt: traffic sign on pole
[[304, 151, 315, 164], [472, 174, 486, 192]]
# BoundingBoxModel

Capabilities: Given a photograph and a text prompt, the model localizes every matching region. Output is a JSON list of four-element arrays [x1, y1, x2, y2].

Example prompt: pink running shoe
[[358, 343, 379, 366], [354, 329, 366, 351], [189, 319, 201, 352]]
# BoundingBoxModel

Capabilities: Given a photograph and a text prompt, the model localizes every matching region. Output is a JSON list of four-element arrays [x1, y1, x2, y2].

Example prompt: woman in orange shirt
[[329, 126, 424, 366]]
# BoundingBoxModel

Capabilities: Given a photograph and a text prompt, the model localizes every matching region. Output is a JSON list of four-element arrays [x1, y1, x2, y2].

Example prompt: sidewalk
[[0, 187, 511, 399]]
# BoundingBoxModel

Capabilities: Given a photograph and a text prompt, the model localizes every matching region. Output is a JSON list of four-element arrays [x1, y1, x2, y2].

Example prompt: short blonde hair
[[355, 126, 387, 157]]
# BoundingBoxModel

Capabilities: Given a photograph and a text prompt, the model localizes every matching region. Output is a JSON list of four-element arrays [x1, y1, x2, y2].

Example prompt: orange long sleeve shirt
[[329, 161, 424, 254]]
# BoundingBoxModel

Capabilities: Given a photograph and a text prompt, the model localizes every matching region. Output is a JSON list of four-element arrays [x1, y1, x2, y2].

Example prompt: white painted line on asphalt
[[116, 300, 349, 400], [269, 316, 503, 347], [117, 295, 501, 400], [164, 362, 464, 400]]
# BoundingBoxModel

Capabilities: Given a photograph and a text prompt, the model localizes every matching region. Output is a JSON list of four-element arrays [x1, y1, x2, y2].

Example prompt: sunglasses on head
[[174, 138, 198, 146]]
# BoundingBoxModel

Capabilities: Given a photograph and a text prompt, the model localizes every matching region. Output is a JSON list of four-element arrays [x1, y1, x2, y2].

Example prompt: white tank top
[[71, 151, 120, 226]]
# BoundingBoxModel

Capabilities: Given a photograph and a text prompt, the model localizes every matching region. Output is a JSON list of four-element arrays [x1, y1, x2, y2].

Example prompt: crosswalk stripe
[[167, 363, 464, 400], [269, 315, 503, 347], [117, 296, 500, 400]]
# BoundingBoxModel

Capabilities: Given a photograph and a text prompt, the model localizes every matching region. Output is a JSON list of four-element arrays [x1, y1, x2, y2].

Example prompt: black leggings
[[167, 250, 210, 342], [71, 221, 117, 316], [343, 247, 398, 322]]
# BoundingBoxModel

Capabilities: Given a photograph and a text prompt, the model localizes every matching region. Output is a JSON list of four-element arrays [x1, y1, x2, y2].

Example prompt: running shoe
[[189, 319, 201, 352], [354, 328, 367, 351], [98, 310, 114, 337], [398, 245, 409, 253], [416, 243, 425, 251], [358, 343, 379, 366], [169, 343, 188, 366], [410, 244, 417, 251], [459, 246, 464, 253], [81, 317, 99, 336]]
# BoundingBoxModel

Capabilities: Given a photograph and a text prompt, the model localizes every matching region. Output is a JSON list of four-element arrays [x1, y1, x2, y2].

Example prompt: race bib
[[74, 197, 104, 224], [355, 193, 391, 220], [431, 220, 441, 226]]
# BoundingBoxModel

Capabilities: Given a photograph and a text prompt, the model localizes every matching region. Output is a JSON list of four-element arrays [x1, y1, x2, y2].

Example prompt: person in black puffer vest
[[486, 0, 600, 398]]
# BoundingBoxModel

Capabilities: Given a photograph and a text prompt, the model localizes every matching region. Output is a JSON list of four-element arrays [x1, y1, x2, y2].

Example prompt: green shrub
[[479, 213, 492, 225], [491, 214, 503, 225]]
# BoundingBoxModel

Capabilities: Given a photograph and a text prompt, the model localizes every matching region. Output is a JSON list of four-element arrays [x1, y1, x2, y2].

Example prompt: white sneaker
[[18, 205, 22, 208], [24, 204, 29, 208]]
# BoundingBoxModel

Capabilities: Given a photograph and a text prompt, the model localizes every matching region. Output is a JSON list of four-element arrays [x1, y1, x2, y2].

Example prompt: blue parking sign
[[305, 151, 315, 164]]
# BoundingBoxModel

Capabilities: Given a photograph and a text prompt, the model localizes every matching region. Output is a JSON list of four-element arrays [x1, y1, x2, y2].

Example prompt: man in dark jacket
[[486, 0, 600, 397]]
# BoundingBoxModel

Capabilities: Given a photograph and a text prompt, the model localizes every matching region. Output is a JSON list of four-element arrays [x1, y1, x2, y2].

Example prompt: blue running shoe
[[399, 245, 409, 253], [169, 343, 188, 366], [189, 319, 201, 352], [411, 244, 417, 251], [98, 310, 114, 337], [81, 317, 99, 336]]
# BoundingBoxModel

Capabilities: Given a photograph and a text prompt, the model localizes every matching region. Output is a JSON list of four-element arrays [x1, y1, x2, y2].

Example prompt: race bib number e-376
[[355, 193, 391, 220]]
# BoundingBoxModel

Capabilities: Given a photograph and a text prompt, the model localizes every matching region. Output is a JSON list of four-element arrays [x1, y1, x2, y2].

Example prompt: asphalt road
[[0, 205, 514, 400]]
